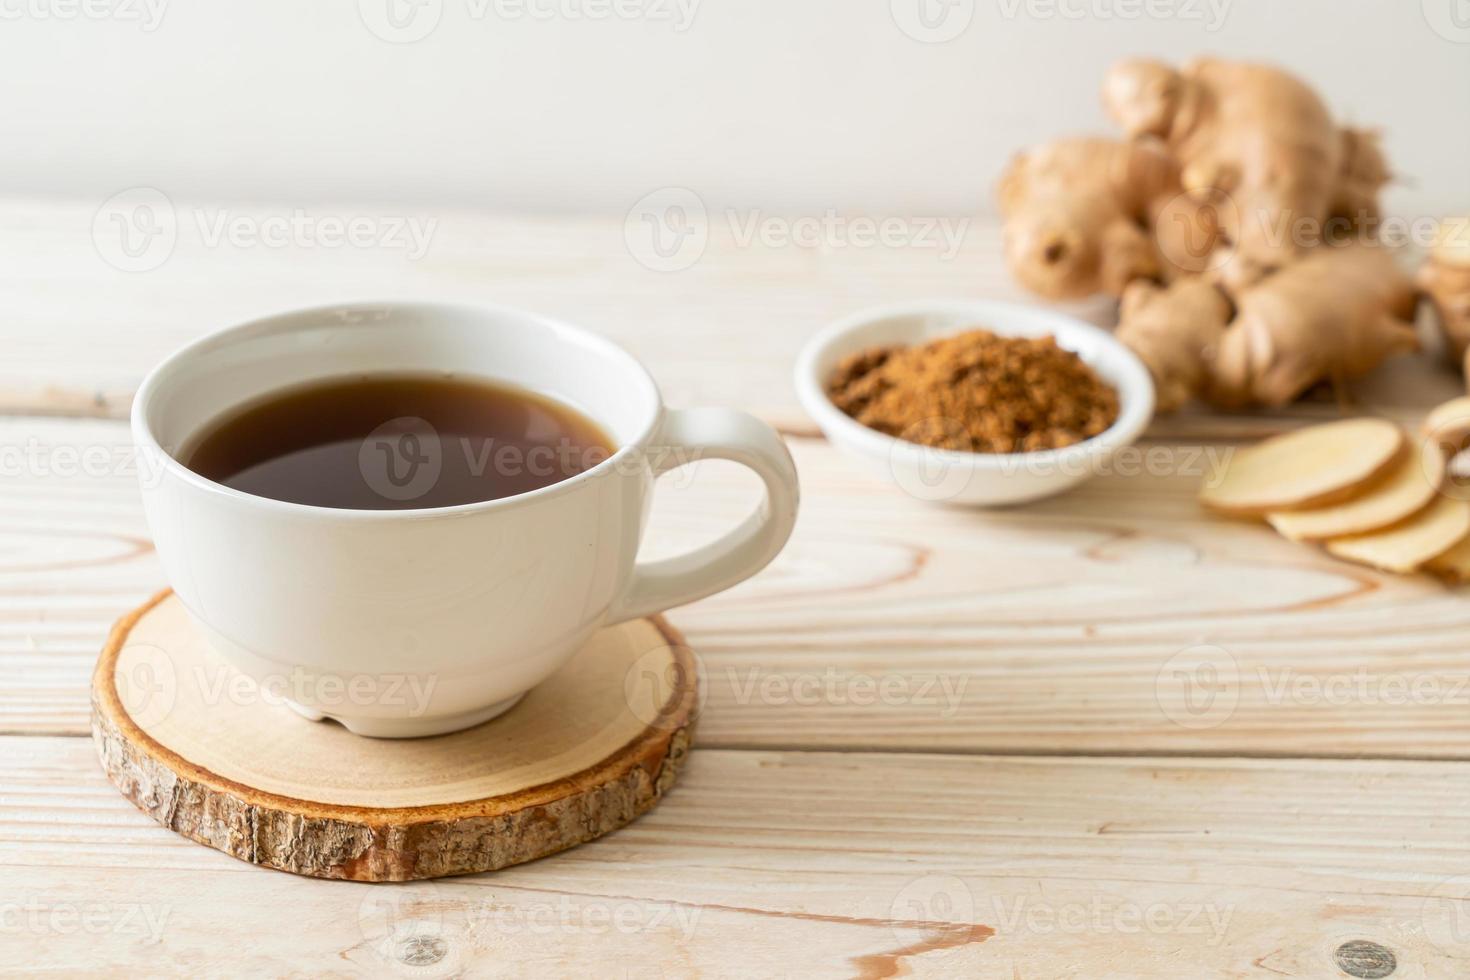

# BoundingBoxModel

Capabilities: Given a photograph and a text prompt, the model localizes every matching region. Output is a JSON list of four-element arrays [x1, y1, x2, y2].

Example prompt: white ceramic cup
[[131, 301, 800, 737]]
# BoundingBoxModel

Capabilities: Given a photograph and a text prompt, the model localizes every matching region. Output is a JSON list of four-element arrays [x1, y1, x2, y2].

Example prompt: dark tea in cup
[[183, 374, 614, 510]]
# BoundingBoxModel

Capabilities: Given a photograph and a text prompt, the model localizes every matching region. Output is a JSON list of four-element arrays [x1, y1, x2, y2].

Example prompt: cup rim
[[792, 298, 1157, 470], [131, 299, 665, 520]]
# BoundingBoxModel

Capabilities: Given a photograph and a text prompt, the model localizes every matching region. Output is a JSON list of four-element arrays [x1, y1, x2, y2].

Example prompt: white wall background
[[2, 0, 1467, 217]]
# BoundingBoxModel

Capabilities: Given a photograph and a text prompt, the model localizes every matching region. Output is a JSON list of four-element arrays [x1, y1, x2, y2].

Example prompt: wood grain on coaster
[[91, 591, 698, 881]]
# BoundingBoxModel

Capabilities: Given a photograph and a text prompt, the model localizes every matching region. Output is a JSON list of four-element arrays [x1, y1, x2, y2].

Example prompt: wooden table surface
[[5, 200, 1470, 978]]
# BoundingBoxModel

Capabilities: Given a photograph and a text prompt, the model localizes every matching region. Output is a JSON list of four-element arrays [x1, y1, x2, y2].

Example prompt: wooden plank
[[8, 417, 1470, 758], [0, 417, 160, 739], [4, 737, 1470, 977], [0, 200, 1039, 428], [2, 200, 1456, 438]]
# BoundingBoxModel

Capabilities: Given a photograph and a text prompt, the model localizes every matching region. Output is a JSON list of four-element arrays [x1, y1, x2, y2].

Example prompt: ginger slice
[[1418, 225, 1470, 368], [1325, 495, 1470, 574], [1266, 441, 1446, 541], [1425, 535, 1470, 584], [1199, 419, 1404, 515], [1423, 396, 1470, 457]]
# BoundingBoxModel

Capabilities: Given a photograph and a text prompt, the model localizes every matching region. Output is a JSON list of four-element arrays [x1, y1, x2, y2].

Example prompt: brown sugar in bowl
[[794, 300, 1155, 507]]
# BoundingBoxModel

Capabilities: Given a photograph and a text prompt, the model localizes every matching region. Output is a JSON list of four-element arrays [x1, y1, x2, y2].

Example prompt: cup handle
[[607, 407, 800, 625]]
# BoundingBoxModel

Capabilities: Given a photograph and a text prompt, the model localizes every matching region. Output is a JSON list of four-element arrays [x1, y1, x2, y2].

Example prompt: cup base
[[284, 693, 527, 739]]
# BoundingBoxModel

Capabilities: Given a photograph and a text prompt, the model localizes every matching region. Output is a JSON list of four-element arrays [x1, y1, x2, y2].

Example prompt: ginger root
[[1114, 278, 1231, 413], [1117, 243, 1418, 411], [1417, 224, 1470, 372], [1102, 58, 1383, 291], [996, 57, 1413, 414], [1332, 128, 1392, 223], [1207, 243, 1419, 408], [996, 137, 1179, 299]]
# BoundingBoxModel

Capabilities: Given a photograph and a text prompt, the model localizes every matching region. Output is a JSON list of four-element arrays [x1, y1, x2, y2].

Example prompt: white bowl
[[794, 300, 1156, 507]]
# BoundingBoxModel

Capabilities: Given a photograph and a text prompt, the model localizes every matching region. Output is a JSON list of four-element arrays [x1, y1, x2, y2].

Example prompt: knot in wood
[[397, 934, 448, 967], [1333, 940, 1396, 978]]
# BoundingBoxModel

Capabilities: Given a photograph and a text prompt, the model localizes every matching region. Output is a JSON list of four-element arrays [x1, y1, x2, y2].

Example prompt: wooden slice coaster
[[91, 590, 698, 882]]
